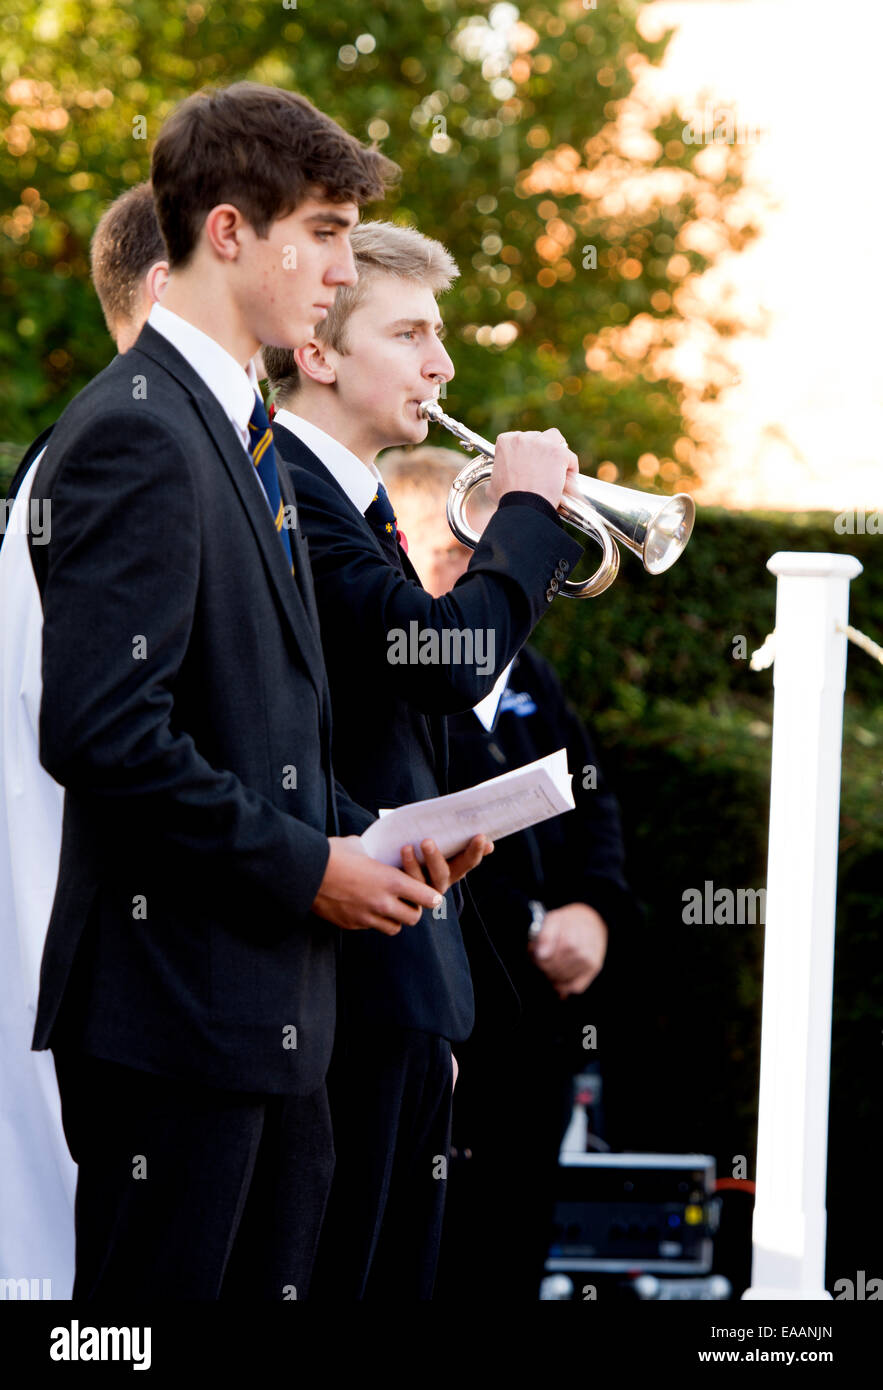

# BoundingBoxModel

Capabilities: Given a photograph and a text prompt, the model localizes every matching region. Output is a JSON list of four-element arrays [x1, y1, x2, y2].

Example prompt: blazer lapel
[[278, 462, 326, 674], [133, 326, 326, 702], [274, 423, 396, 568]]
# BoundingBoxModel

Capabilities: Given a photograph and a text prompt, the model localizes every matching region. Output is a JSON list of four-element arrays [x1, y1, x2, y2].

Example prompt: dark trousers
[[52, 1049, 335, 1301], [309, 1028, 453, 1301], [435, 1039, 573, 1302]]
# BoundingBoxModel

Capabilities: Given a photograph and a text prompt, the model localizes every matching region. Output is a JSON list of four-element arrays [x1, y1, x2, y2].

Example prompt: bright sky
[[637, 0, 883, 509]]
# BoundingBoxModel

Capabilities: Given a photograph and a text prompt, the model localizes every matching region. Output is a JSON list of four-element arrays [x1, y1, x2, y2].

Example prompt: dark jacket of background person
[[436, 642, 637, 1301], [449, 642, 633, 1017]]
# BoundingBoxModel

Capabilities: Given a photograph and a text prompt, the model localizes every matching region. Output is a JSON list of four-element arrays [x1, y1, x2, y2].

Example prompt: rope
[[749, 632, 776, 671], [837, 622, 883, 666], [749, 624, 883, 670]]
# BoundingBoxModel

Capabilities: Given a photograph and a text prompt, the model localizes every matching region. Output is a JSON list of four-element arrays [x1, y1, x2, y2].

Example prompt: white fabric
[[0, 451, 75, 1297], [274, 408, 382, 516], [472, 660, 514, 733]]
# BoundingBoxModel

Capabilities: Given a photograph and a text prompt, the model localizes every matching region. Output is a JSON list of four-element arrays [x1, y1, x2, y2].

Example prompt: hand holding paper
[[361, 749, 574, 868], [400, 833, 493, 897]]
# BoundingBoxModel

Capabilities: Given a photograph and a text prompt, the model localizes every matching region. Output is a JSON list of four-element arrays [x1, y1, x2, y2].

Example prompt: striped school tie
[[247, 394, 293, 574]]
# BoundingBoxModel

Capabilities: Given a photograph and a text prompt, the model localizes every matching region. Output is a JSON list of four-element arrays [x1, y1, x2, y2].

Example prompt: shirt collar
[[274, 408, 381, 515], [148, 303, 259, 449]]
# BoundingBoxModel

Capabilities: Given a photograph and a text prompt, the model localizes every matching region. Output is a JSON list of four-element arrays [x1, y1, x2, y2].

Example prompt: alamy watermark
[[834, 508, 881, 535], [0, 1276, 52, 1299], [682, 104, 762, 146], [387, 621, 495, 677], [49, 1320, 151, 1370], [833, 1270, 882, 1299], [682, 881, 766, 925], [1, 495, 50, 544]]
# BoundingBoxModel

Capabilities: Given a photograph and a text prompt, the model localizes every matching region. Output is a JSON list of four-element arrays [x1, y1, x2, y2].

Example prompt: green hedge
[[1, 442, 24, 494], [532, 508, 882, 1286], [536, 505, 883, 711]]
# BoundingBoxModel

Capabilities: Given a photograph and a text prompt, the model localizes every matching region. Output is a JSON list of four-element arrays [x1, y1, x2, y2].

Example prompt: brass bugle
[[417, 399, 695, 599]]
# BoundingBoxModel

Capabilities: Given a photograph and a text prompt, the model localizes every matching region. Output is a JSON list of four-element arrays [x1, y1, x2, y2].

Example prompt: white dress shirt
[[274, 408, 382, 515], [148, 302, 260, 455]]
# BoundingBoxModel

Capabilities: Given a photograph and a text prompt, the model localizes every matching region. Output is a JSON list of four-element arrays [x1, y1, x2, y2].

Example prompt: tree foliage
[[1, 0, 755, 486]]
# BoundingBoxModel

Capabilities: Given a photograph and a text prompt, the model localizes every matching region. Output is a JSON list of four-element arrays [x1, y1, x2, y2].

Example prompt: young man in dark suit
[[26, 85, 462, 1301], [265, 219, 584, 1298]]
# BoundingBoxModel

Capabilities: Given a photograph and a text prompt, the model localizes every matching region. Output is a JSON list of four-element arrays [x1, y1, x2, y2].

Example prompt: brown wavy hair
[[89, 182, 165, 333], [152, 81, 399, 268]]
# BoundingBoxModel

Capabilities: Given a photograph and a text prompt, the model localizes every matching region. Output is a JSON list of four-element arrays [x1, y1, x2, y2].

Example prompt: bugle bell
[[417, 399, 695, 599]]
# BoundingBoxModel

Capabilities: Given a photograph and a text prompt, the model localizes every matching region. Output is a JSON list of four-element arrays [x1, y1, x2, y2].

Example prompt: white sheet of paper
[[362, 748, 574, 866]]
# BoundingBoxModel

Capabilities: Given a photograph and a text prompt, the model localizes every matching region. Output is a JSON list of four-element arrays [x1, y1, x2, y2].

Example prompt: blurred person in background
[[382, 446, 637, 1302]]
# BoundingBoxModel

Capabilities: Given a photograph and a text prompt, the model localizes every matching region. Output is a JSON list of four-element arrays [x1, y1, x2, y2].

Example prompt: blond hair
[[263, 220, 458, 402]]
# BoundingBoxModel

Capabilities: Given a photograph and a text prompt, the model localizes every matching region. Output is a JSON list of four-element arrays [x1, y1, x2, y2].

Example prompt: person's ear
[[294, 340, 338, 387], [146, 260, 170, 304], [203, 204, 244, 262]]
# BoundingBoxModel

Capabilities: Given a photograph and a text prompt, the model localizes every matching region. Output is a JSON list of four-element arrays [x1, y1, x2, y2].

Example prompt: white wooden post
[[743, 552, 862, 1300]]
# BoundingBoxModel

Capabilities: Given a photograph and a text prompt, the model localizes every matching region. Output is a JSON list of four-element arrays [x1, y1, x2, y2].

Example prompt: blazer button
[[549, 577, 559, 593], [559, 559, 570, 573]]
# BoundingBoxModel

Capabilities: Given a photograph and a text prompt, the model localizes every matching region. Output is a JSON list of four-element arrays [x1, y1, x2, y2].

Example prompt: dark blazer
[[28, 324, 371, 1096], [446, 644, 635, 1034], [273, 420, 583, 1042]]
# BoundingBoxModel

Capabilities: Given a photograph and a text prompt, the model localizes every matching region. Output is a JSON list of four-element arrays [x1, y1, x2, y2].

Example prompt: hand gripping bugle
[[418, 398, 695, 599]]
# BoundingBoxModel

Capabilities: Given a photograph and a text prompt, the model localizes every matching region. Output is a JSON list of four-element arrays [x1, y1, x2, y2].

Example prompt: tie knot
[[367, 483, 397, 528]]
